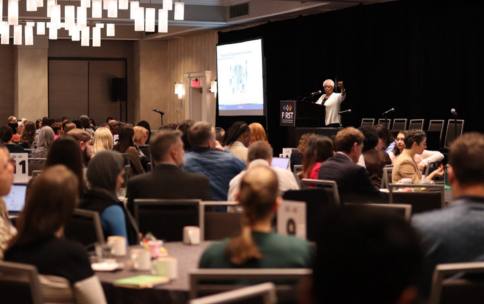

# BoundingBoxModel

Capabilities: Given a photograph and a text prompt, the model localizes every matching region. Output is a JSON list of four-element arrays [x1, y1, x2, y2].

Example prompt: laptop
[[4, 183, 28, 214], [271, 157, 290, 170]]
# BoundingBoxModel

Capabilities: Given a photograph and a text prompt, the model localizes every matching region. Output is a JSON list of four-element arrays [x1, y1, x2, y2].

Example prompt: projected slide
[[217, 39, 264, 116]]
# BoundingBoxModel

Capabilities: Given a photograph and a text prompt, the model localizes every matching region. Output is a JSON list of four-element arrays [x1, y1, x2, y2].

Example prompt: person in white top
[[228, 141, 300, 201], [389, 131, 444, 171], [315, 79, 346, 127]]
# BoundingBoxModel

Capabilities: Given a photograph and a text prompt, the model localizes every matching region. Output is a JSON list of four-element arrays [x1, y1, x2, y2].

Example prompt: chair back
[[444, 119, 465, 149], [388, 184, 444, 214], [65, 209, 105, 247], [301, 179, 340, 205], [28, 158, 47, 176], [189, 268, 311, 303], [380, 166, 393, 189], [377, 118, 391, 129], [428, 120, 445, 140], [0, 261, 44, 304], [391, 118, 408, 132], [408, 119, 425, 130], [190, 282, 276, 304], [430, 262, 484, 304], [283, 189, 336, 241], [134, 199, 201, 241], [360, 118, 375, 128], [345, 203, 412, 221], [202, 201, 241, 241]]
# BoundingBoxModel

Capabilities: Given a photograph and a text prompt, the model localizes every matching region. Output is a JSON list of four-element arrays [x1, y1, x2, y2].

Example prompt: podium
[[280, 100, 340, 147]]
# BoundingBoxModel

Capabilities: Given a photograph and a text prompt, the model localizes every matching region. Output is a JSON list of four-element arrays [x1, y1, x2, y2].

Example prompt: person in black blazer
[[318, 127, 382, 203], [127, 129, 210, 212]]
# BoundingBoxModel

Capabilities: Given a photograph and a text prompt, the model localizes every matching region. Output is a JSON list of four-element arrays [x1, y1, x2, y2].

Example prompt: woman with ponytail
[[199, 165, 312, 268]]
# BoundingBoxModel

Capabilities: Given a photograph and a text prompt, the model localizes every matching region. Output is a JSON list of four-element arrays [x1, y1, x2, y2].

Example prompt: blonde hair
[[226, 166, 279, 265], [249, 123, 268, 144], [93, 127, 113, 155], [133, 126, 149, 146]]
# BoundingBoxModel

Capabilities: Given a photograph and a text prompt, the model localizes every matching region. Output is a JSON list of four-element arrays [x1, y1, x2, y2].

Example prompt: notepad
[[113, 275, 169, 288]]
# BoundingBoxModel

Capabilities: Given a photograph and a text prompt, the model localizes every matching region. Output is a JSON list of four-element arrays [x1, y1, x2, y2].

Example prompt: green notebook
[[114, 275, 170, 288]]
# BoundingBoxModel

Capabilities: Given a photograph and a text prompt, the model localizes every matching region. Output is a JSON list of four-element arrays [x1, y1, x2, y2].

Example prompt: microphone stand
[[154, 111, 164, 126], [453, 113, 458, 144]]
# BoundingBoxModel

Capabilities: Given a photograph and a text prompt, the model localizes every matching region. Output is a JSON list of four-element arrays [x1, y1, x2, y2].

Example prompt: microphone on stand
[[339, 109, 352, 114], [152, 108, 165, 115], [450, 108, 458, 116], [310, 90, 322, 96], [382, 107, 395, 116]]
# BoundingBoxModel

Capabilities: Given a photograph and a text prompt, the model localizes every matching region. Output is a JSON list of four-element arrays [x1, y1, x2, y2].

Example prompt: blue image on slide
[[229, 60, 248, 95]]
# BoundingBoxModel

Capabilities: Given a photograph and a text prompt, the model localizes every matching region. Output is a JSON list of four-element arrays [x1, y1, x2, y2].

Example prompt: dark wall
[[217, 0, 484, 153]]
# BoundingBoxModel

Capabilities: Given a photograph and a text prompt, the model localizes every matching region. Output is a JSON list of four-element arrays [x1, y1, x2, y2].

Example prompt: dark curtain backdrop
[[216, 0, 484, 153]]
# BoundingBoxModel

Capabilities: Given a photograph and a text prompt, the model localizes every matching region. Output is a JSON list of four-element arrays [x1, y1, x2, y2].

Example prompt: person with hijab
[[80, 151, 139, 245]]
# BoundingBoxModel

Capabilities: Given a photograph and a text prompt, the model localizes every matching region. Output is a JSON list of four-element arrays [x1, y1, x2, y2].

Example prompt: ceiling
[[6, 0, 397, 41]]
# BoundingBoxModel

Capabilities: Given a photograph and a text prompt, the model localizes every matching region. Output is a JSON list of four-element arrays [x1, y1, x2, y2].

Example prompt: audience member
[[63, 121, 77, 133], [300, 135, 334, 179], [392, 130, 444, 184], [312, 207, 422, 304], [215, 127, 225, 145], [389, 130, 444, 171], [32, 126, 54, 158], [127, 130, 210, 211], [114, 126, 145, 175], [223, 121, 251, 162], [290, 133, 313, 168], [0, 126, 25, 153], [20, 120, 36, 148], [51, 121, 63, 140], [359, 127, 392, 188], [67, 128, 93, 166], [413, 133, 484, 295], [375, 124, 392, 152], [0, 145, 15, 259], [82, 151, 139, 245], [318, 127, 381, 203], [45, 136, 87, 196], [184, 122, 245, 200], [177, 119, 195, 151], [136, 120, 152, 144], [79, 115, 95, 135], [93, 127, 114, 155], [133, 126, 149, 146], [228, 141, 299, 201], [4, 166, 106, 303], [200, 166, 312, 268], [248, 122, 268, 144]]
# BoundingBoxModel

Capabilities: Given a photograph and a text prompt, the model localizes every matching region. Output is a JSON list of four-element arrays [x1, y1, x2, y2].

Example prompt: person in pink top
[[300, 135, 334, 179]]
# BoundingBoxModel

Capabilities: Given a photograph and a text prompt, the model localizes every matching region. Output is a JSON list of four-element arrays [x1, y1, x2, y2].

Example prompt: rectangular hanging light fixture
[[119, 0, 128, 10], [81, 0, 91, 8], [174, 2, 184, 21], [134, 6, 144, 31], [163, 0, 173, 11], [130, 1, 139, 20], [64, 5, 75, 29], [145, 8, 155, 32], [8, 0, 19, 25], [92, 0, 102, 18], [25, 23, 34, 45], [81, 26, 90, 46], [77, 6, 87, 27], [92, 26, 101, 47], [158, 9, 168, 33], [36, 21, 46, 35], [13, 24, 22, 45], [106, 23, 115, 37], [47, 23, 58, 39], [0, 22, 10, 45], [26, 0, 37, 12], [107, 0, 117, 18]]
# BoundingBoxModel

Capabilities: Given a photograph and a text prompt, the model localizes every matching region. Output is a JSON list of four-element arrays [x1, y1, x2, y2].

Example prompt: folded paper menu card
[[113, 275, 169, 288]]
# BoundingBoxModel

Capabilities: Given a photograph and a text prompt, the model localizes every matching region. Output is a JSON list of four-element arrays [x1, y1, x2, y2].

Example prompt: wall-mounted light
[[174, 83, 185, 100], [209, 80, 217, 97]]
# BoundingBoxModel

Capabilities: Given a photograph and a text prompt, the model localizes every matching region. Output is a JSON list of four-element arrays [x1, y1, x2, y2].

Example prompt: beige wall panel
[[138, 30, 218, 129], [48, 60, 89, 119], [0, 46, 14, 122]]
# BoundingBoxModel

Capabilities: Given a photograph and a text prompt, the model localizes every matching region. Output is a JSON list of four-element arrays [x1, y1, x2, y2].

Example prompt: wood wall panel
[[138, 30, 218, 129], [0, 46, 15, 122]]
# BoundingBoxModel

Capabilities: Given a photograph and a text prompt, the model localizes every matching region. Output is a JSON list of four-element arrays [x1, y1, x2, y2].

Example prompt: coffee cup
[[130, 248, 151, 271], [107, 236, 127, 256], [183, 226, 200, 245], [151, 257, 178, 280]]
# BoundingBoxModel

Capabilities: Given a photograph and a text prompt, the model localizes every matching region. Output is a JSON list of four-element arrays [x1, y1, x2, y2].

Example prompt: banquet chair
[[388, 184, 444, 215], [189, 282, 276, 304], [189, 269, 311, 304], [444, 119, 465, 149], [134, 199, 202, 241], [429, 262, 484, 304], [345, 203, 412, 222], [0, 261, 44, 304], [391, 118, 408, 132], [65, 209, 105, 247], [408, 119, 425, 130], [360, 118, 375, 128], [202, 201, 242, 241]]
